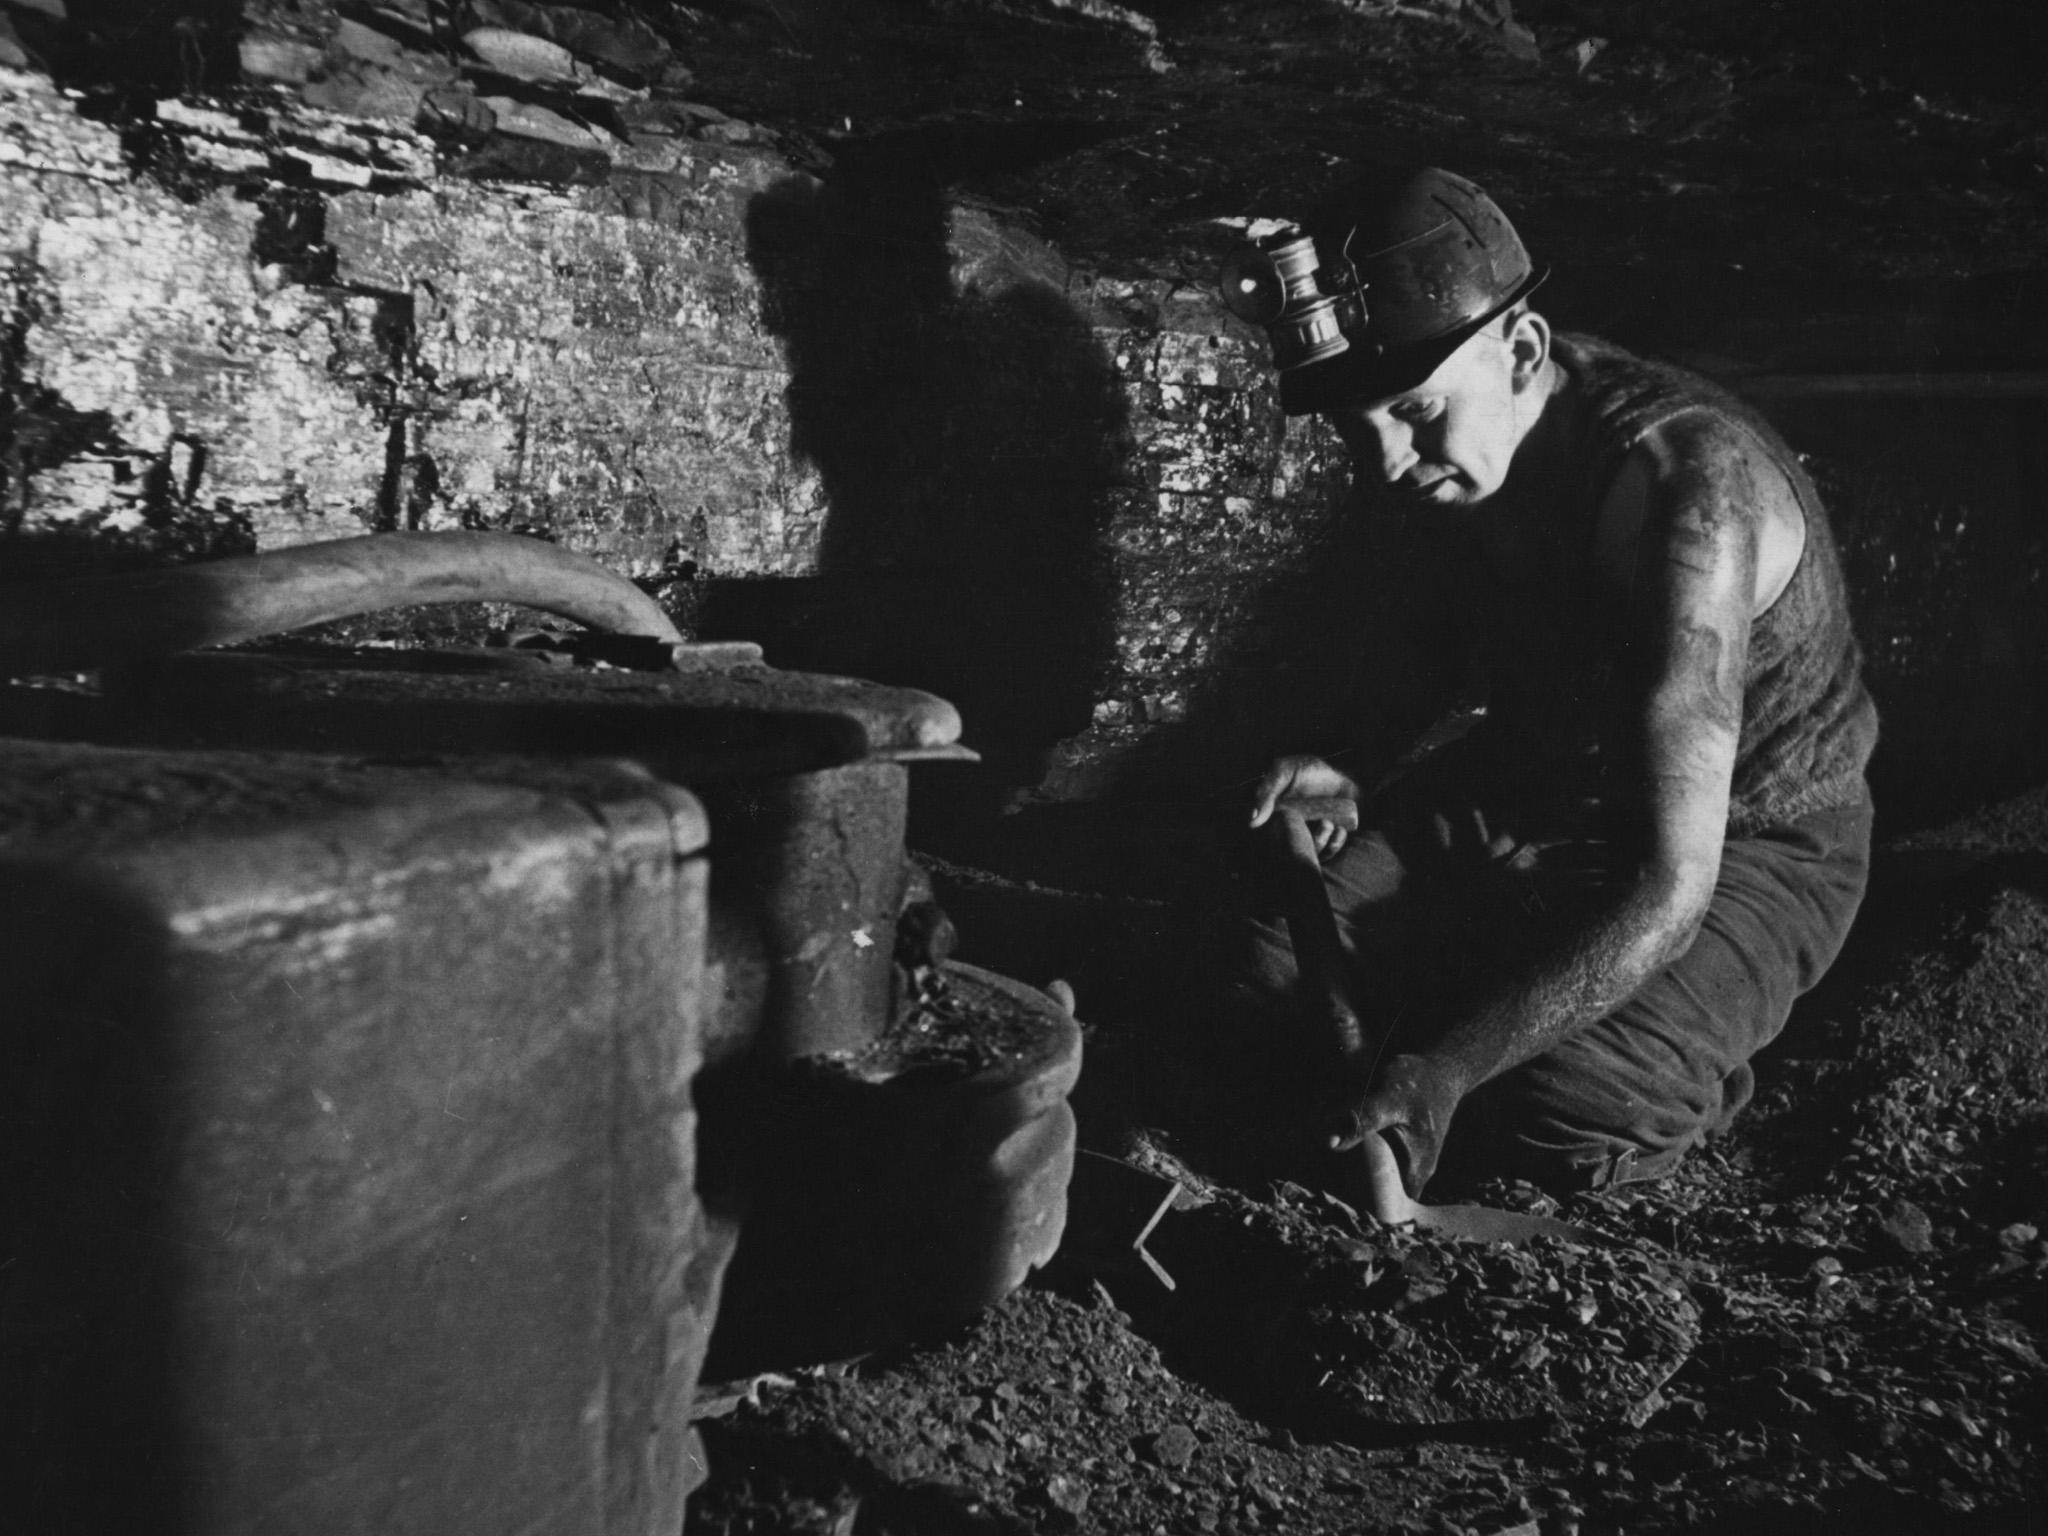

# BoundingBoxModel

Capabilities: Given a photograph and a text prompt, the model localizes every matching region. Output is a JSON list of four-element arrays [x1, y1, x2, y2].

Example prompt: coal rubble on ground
[[1138, 1175, 1702, 1431], [688, 790, 2048, 1534]]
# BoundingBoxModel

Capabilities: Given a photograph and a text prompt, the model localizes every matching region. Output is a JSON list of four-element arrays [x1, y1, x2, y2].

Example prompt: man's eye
[[1396, 401, 1440, 423]]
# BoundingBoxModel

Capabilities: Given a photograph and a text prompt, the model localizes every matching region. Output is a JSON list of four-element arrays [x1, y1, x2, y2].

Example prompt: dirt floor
[[689, 787, 2048, 1533], [664, 2, 2048, 1532]]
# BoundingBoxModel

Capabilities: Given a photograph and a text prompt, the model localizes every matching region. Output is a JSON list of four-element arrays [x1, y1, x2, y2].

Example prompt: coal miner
[[1222, 167, 1878, 1211]]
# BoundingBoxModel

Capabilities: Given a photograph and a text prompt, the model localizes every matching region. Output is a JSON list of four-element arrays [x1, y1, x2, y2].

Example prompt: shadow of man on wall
[[715, 146, 1129, 842]]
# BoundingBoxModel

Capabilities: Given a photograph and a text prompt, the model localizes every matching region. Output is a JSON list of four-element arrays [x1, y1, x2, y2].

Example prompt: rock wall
[[2, 5, 2042, 832], [0, 49, 1362, 811], [0, 65, 820, 573]]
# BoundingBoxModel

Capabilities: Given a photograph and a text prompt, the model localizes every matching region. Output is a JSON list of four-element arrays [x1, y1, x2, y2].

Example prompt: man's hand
[[1327, 1051, 1468, 1201], [1248, 754, 1361, 857]]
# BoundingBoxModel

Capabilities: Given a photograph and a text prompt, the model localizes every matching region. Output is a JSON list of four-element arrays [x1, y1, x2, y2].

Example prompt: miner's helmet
[[1219, 166, 1548, 416]]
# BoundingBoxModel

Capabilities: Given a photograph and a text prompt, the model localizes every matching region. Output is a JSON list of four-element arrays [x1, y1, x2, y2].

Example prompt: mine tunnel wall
[[2, 61, 2042, 838]]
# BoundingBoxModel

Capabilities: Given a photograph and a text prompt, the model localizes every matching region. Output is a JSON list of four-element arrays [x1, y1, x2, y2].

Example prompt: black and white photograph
[[1, 2, 2043, 1531]]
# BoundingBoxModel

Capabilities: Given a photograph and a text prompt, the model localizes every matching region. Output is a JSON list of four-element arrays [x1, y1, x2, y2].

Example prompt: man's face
[[1322, 320, 1533, 513]]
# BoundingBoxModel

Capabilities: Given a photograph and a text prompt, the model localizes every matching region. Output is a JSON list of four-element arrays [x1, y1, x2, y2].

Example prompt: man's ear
[[1507, 309, 1551, 391]]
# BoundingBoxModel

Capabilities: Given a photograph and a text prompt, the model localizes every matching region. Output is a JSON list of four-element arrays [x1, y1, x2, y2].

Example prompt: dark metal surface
[[698, 760, 913, 1061], [96, 644, 965, 1062], [700, 963, 1082, 1379], [0, 739, 719, 1533], [105, 647, 966, 778], [12, 610, 1082, 1479]]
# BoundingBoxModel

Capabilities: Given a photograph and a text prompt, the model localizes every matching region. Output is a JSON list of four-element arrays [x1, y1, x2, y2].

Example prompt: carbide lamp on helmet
[[1219, 229, 1360, 370], [1219, 167, 1548, 416]]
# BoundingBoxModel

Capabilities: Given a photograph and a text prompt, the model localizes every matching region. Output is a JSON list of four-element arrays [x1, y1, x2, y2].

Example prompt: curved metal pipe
[[0, 532, 684, 676]]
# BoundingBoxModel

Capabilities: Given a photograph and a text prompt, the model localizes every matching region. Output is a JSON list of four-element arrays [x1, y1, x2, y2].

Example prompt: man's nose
[[1368, 418, 1416, 483]]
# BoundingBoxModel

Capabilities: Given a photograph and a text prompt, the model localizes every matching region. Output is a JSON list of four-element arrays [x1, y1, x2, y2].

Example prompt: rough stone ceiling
[[656, 0, 2048, 294]]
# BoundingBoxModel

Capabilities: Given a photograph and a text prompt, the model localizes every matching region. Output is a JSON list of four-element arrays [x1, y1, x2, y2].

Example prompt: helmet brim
[[1277, 267, 1548, 418]]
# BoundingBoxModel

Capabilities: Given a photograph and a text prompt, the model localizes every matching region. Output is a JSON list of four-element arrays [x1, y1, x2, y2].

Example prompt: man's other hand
[[1327, 1051, 1468, 1200], [1248, 754, 1361, 856]]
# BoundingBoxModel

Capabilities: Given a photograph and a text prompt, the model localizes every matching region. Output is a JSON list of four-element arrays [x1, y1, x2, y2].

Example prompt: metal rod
[[0, 531, 684, 677]]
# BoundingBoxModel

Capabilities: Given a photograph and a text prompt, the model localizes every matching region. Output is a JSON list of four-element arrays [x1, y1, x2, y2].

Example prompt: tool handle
[[1275, 794, 1361, 832], [1264, 803, 1416, 1227], [1268, 803, 1372, 1066]]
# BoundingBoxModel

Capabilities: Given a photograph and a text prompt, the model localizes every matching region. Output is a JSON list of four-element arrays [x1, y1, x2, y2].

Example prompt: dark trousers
[[1237, 783, 1873, 1196]]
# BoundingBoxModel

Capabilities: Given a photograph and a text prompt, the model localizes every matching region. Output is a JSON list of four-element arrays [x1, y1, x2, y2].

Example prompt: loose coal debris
[[687, 787, 2048, 1534], [1130, 1174, 1701, 1434], [691, 1285, 1538, 1536]]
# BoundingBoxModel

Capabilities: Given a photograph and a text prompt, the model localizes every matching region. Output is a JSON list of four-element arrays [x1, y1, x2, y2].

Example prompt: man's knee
[[1434, 1039, 1745, 1196]]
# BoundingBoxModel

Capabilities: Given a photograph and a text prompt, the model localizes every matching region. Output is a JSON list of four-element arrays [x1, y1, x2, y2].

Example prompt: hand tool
[[1264, 800, 1595, 1246]]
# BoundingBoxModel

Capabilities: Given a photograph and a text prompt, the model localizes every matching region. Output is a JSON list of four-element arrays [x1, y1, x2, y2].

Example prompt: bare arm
[[1342, 431, 1760, 1192]]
